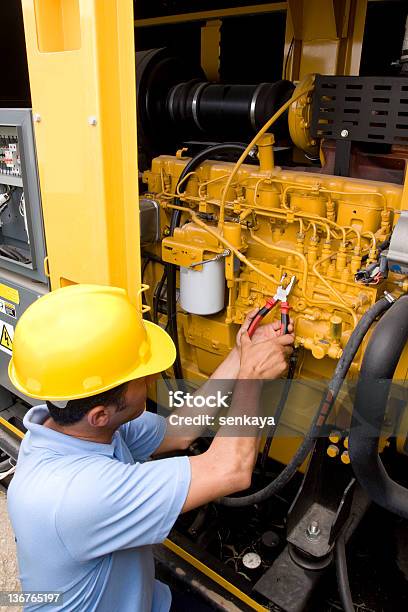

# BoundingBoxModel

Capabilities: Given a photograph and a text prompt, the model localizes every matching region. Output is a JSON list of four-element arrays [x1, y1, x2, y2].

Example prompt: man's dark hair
[[46, 382, 128, 426]]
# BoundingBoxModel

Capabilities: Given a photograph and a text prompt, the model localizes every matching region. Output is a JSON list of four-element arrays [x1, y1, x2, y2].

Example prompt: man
[[7, 284, 294, 611]]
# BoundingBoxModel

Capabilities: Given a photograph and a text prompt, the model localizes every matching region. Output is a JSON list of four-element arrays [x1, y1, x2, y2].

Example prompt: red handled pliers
[[247, 273, 296, 338]]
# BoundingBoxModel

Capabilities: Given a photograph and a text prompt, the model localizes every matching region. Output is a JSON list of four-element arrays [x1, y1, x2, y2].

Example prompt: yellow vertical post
[[336, 0, 368, 75], [201, 19, 221, 81], [21, 0, 141, 304], [402, 167, 408, 211], [284, 0, 368, 79]]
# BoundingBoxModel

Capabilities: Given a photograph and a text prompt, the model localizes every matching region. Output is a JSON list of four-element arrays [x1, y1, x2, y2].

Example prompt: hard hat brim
[[8, 319, 177, 401], [139, 320, 177, 379]]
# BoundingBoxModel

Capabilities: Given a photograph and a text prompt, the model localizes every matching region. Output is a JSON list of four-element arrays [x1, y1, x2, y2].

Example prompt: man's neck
[[43, 417, 115, 444]]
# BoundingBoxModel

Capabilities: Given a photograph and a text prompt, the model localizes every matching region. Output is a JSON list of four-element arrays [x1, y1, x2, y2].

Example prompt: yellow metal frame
[[0, 417, 24, 441], [21, 0, 141, 304], [135, 0, 369, 89], [284, 0, 368, 79], [201, 20, 221, 81], [134, 3, 287, 27]]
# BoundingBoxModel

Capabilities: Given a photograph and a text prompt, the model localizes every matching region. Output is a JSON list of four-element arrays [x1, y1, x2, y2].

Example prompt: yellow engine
[[141, 132, 408, 462]]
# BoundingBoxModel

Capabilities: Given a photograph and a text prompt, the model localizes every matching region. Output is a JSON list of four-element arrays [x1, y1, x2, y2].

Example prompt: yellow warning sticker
[[0, 322, 14, 355], [0, 283, 19, 305]]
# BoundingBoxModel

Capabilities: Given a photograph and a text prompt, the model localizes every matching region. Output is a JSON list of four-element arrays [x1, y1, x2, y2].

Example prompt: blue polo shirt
[[7, 405, 191, 611]]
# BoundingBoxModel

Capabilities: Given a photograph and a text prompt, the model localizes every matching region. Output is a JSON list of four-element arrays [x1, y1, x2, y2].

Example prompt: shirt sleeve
[[55, 455, 191, 562], [119, 410, 167, 461]]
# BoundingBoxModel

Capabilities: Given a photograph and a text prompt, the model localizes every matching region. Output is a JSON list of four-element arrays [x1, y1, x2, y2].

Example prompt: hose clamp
[[167, 82, 185, 123], [383, 291, 396, 303], [191, 82, 208, 132], [250, 83, 268, 131]]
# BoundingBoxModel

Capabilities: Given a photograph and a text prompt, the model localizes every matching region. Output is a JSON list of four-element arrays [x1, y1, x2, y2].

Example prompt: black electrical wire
[[217, 295, 393, 507], [141, 254, 174, 392], [360, 237, 390, 263], [153, 269, 167, 325], [142, 251, 166, 321], [167, 142, 252, 385], [259, 351, 298, 472], [335, 534, 355, 612], [141, 256, 150, 282], [284, 37, 295, 80]]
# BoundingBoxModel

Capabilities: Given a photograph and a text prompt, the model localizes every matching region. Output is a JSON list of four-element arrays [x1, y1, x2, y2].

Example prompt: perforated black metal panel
[[311, 75, 408, 145]]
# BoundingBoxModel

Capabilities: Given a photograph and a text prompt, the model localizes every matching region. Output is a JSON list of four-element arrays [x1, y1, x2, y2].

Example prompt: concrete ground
[[0, 488, 21, 612]]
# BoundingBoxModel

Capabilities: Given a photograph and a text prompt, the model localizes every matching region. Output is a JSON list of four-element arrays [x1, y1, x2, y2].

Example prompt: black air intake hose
[[349, 294, 408, 519]]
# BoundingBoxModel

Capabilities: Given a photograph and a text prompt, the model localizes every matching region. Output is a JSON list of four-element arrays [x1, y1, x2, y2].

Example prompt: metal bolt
[[88, 116, 98, 126], [33, 114, 42, 123], [340, 129, 349, 138], [306, 521, 321, 539]]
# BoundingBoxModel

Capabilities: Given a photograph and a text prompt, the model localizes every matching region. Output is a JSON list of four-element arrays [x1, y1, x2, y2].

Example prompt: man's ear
[[87, 405, 111, 428]]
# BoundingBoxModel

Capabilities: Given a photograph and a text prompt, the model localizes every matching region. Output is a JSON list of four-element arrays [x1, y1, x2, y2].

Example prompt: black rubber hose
[[167, 143, 251, 384], [142, 250, 164, 265], [349, 294, 408, 519], [217, 295, 393, 507], [335, 534, 355, 612], [169, 142, 250, 234]]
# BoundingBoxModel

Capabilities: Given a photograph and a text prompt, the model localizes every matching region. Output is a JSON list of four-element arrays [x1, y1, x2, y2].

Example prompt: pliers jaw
[[247, 274, 297, 338], [273, 274, 297, 303]]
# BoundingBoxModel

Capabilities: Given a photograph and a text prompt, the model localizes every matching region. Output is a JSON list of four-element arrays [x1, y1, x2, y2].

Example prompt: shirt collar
[[23, 405, 116, 458]]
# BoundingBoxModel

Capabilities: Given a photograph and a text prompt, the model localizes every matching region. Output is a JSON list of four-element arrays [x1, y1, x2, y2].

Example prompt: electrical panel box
[[0, 110, 48, 403], [0, 109, 47, 283]]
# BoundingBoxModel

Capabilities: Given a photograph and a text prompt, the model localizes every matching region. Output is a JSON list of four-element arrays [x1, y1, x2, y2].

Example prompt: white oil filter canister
[[180, 259, 225, 315]]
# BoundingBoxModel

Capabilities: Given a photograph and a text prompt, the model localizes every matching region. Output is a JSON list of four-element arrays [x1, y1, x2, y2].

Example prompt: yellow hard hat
[[8, 284, 176, 401]]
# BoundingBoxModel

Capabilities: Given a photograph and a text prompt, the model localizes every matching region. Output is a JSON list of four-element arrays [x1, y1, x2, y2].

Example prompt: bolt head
[[340, 129, 349, 138], [88, 116, 98, 126], [33, 114, 42, 123], [306, 521, 321, 539]]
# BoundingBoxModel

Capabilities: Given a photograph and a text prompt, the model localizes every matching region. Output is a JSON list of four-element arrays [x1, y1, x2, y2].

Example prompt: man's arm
[[153, 346, 240, 455], [154, 313, 293, 455], [182, 330, 294, 512]]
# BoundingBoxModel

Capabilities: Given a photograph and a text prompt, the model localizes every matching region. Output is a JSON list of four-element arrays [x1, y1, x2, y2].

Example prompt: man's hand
[[183, 315, 295, 512], [236, 309, 294, 347], [238, 330, 294, 380]]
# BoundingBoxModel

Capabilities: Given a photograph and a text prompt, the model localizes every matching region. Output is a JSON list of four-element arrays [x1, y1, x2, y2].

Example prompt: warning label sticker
[[0, 299, 16, 319], [0, 321, 14, 355]]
